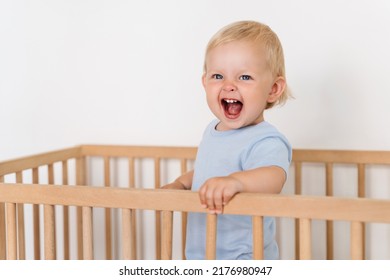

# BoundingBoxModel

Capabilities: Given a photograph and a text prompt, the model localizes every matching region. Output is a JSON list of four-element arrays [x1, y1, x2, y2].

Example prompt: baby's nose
[[222, 82, 237, 92]]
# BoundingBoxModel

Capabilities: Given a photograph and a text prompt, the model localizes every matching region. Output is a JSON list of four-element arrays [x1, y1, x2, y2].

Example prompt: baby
[[162, 20, 292, 260]]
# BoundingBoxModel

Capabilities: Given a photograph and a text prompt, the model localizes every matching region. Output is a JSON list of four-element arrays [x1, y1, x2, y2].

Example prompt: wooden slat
[[293, 149, 390, 164], [325, 163, 334, 260], [294, 162, 302, 260], [358, 164, 366, 198], [325, 163, 334, 197], [48, 164, 57, 259], [0, 147, 82, 176], [129, 157, 136, 189], [6, 203, 17, 260], [161, 211, 173, 260], [62, 161, 70, 260], [16, 172, 25, 260], [351, 221, 364, 260], [299, 218, 311, 260], [180, 158, 188, 260], [122, 208, 132, 260], [206, 214, 217, 260], [81, 145, 197, 160], [32, 167, 40, 260], [294, 162, 302, 195], [154, 157, 161, 260], [181, 213, 188, 260], [252, 216, 264, 260], [44, 204, 55, 260], [128, 157, 137, 260], [0, 175, 5, 260], [82, 206, 93, 260], [0, 202, 4, 260], [357, 163, 366, 258], [76, 210, 82, 258], [75, 157, 86, 260], [48, 163, 54, 185], [124, 157, 137, 260], [104, 156, 112, 260], [130, 210, 137, 260]]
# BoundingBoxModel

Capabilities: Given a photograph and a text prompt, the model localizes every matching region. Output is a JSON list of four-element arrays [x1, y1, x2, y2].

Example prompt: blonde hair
[[204, 21, 291, 108]]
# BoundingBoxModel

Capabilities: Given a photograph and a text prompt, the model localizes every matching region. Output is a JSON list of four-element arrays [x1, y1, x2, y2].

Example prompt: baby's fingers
[[200, 187, 224, 214], [212, 188, 224, 214], [203, 187, 218, 213], [222, 188, 236, 206], [198, 185, 208, 209], [211, 189, 234, 214]]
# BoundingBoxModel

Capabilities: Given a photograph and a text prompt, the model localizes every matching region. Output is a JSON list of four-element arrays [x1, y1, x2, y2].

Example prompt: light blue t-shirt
[[186, 120, 292, 260]]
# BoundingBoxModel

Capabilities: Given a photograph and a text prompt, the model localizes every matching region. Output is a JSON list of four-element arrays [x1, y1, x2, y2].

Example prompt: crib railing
[[1, 145, 390, 260], [1, 183, 390, 260], [0, 146, 83, 260], [80, 145, 197, 259], [292, 149, 390, 259], [0, 145, 197, 260]]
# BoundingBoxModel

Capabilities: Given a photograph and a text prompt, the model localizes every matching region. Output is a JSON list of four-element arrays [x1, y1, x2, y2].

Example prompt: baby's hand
[[160, 180, 187, 190], [198, 176, 244, 214], [160, 171, 194, 191]]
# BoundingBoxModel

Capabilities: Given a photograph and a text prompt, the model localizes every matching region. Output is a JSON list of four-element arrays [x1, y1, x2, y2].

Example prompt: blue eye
[[240, 75, 252, 81], [212, 74, 223, 79]]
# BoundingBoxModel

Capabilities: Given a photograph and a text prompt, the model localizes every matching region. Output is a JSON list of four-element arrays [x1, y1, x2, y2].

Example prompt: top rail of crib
[[293, 149, 390, 164], [2, 144, 390, 176], [1, 183, 390, 224], [0, 146, 83, 176], [0, 145, 198, 176]]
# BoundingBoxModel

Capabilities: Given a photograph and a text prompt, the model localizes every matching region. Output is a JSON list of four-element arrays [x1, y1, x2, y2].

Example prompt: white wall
[[2, 0, 390, 160], [1, 0, 390, 259]]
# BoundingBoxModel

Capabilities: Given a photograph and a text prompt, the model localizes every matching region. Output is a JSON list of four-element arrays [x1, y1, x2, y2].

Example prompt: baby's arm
[[161, 170, 194, 190], [199, 166, 286, 214]]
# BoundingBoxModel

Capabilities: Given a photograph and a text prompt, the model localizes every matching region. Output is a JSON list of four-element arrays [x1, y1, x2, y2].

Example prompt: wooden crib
[[1, 145, 390, 260]]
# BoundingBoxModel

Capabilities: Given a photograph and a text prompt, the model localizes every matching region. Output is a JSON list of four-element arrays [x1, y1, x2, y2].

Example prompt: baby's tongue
[[227, 102, 243, 115]]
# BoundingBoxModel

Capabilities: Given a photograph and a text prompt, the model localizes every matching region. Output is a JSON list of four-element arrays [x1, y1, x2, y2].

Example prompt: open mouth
[[221, 98, 243, 119]]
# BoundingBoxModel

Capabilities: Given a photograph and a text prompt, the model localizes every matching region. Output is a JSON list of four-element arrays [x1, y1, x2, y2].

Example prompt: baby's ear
[[267, 76, 286, 103], [201, 73, 206, 88]]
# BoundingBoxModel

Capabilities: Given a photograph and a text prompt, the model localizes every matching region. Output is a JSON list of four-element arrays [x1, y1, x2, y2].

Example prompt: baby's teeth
[[225, 99, 237, 103]]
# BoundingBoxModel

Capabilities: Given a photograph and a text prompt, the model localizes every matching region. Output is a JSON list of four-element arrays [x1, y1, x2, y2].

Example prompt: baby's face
[[203, 41, 281, 131]]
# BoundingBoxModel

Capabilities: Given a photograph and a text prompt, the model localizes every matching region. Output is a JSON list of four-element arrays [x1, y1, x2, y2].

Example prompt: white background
[[1, 0, 390, 260], [1, 0, 390, 159]]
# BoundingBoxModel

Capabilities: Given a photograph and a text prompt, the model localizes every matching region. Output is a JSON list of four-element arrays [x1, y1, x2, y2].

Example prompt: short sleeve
[[242, 136, 292, 174]]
